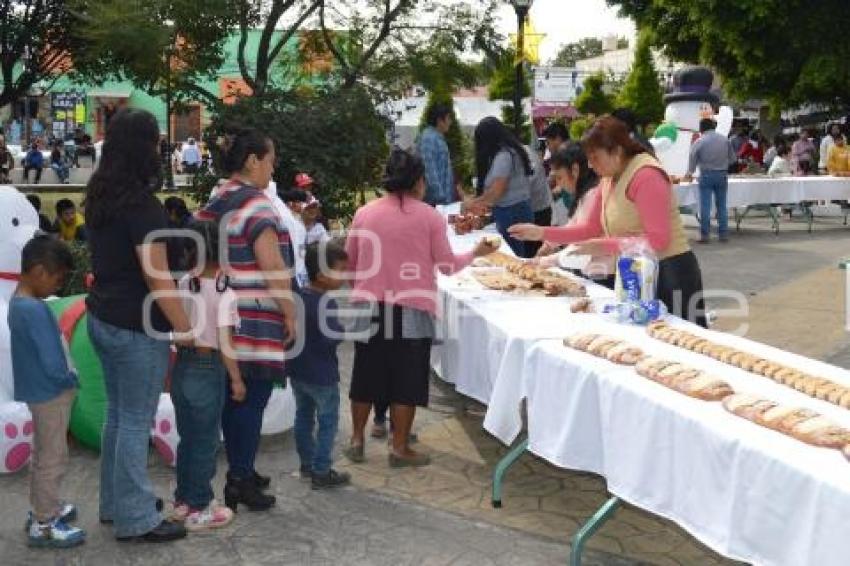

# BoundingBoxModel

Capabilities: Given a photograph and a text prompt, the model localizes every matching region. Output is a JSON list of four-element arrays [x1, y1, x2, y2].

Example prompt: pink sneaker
[[170, 502, 190, 522], [185, 502, 234, 531]]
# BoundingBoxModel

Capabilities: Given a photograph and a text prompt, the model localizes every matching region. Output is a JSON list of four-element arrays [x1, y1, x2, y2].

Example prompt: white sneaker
[[28, 517, 86, 548], [185, 502, 234, 532]]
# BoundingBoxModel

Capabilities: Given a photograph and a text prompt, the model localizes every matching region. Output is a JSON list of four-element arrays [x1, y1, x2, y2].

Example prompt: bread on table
[[646, 322, 850, 410], [723, 394, 850, 450], [570, 298, 593, 314], [564, 333, 645, 366], [634, 356, 733, 400]]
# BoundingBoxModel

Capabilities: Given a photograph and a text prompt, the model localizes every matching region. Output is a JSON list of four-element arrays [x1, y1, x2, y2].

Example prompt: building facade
[[1, 29, 331, 145]]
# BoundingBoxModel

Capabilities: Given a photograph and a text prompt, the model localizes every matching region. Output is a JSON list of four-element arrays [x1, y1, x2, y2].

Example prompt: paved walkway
[[2, 212, 850, 565]]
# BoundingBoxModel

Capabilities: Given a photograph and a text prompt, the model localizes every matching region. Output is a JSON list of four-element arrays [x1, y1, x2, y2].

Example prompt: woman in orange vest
[[510, 116, 707, 326]]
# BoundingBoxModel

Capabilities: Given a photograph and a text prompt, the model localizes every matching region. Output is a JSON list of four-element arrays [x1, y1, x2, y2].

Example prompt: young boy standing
[[288, 241, 351, 489], [8, 236, 84, 548]]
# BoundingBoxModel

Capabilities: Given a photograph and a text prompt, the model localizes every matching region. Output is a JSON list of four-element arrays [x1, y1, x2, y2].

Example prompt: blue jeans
[[292, 380, 340, 475], [492, 200, 534, 258], [698, 170, 729, 237], [221, 369, 274, 479], [171, 349, 226, 509], [51, 162, 69, 182], [87, 315, 170, 537]]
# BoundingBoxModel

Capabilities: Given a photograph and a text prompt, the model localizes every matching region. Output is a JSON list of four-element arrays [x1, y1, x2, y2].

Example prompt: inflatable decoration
[[0, 186, 39, 472], [46, 295, 105, 451], [649, 66, 734, 177]]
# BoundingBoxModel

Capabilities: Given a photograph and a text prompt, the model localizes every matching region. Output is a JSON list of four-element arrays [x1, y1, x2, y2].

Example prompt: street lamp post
[[511, 0, 532, 138]]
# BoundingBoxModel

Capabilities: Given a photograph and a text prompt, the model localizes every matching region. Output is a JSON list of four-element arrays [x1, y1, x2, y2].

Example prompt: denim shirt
[[418, 126, 453, 205]]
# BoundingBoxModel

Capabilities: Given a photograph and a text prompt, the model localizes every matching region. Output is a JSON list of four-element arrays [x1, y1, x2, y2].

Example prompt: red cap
[[294, 173, 314, 189]]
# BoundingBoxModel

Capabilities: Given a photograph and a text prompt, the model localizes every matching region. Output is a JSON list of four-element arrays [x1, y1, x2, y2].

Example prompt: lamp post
[[511, 0, 532, 137]]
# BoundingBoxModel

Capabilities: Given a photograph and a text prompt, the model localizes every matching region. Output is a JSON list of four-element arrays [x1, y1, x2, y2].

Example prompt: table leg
[[734, 206, 749, 232], [768, 205, 780, 235], [569, 496, 622, 566], [803, 203, 814, 233], [491, 436, 528, 508]]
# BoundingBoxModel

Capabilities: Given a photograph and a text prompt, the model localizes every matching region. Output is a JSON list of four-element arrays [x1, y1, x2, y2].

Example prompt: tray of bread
[[448, 213, 490, 235], [647, 321, 850, 409], [469, 252, 587, 297], [564, 333, 735, 401], [723, 394, 850, 455]]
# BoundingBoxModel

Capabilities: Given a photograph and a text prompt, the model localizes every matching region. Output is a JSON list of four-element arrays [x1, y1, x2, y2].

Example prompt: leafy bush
[[569, 117, 593, 140], [195, 86, 388, 222], [59, 241, 91, 297]]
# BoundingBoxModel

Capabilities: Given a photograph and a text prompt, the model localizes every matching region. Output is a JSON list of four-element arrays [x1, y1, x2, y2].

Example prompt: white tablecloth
[[434, 227, 850, 565], [676, 175, 850, 208], [522, 317, 850, 566]]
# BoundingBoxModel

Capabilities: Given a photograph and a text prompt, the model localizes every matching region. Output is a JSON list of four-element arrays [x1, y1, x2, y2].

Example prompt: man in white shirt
[[181, 138, 202, 174], [819, 123, 845, 172]]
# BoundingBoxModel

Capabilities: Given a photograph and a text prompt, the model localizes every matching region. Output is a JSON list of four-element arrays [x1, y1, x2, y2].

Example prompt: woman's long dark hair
[[550, 142, 599, 217], [85, 109, 162, 228], [474, 117, 533, 193]]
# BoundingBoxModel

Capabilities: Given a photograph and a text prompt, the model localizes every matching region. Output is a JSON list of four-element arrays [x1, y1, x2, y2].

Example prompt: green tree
[[569, 117, 593, 140], [575, 72, 614, 116], [487, 49, 532, 142], [607, 0, 850, 111], [550, 38, 603, 67], [198, 86, 388, 221], [0, 0, 83, 109], [74, 0, 237, 107], [616, 30, 664, 126]]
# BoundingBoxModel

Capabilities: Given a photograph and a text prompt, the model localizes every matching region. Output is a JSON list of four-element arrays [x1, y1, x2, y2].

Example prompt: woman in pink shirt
[[510, 117, 706, 326], [345, 149, 497, 467]]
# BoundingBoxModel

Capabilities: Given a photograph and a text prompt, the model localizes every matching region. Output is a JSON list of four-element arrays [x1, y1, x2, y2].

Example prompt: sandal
[[388, 451, 431, 468], [344, 443, 365, 463]]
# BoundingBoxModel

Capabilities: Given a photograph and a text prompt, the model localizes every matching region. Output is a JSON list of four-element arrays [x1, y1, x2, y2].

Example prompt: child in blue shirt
[[288, 241, 350, 489], [8, 235, 84, 548]]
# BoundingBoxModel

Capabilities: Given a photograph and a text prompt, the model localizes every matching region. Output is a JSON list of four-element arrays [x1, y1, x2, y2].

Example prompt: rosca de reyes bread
[[647, 321, 850, 410], [723, 394, 850, 449]]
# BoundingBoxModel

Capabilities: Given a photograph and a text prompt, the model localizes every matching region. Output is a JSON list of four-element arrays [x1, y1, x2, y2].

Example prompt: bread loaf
[[647, 322, 850, 410], [723, 394, 850, 451]]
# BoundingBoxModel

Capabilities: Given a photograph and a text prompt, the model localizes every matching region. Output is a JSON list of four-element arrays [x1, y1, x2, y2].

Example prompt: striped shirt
[[197, 180, 293, 374]]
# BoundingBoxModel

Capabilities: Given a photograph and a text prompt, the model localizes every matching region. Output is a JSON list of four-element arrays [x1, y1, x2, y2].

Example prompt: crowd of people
[[727, 122, 850, 177], [7, 100, 850, 550], [0, 129, 97, 185]]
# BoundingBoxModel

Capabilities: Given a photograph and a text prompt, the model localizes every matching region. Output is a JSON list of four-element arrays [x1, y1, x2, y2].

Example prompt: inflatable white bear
[[0, 185, 40, 473], [650, 66, 733, 178]]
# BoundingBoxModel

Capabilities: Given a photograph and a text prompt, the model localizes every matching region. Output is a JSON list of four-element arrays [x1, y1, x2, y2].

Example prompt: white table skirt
[[676, 175, 850, 209], [522, 317, 850, 566], [433, 215, 850, 566]]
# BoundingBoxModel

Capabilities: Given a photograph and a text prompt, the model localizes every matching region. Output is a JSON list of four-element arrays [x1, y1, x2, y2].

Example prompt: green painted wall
[[9, 29, 313, 140]]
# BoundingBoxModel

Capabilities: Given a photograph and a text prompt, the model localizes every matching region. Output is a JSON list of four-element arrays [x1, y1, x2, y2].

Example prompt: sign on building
[[51, 91, 86, 139], [533, 67, 582, 104]]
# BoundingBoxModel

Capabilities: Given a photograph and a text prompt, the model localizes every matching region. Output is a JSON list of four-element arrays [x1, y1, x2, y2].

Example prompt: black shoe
[[100, 498, 163, 525], [224, 476, 276, 512], [311, 469, 351, 490], [116, 520, 186, 543], [252, 470, 271, 489], [227, 471, 271, 490]]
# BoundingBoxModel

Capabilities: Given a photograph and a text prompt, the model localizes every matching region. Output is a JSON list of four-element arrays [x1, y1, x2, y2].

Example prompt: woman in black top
[[85, 109, 192, 543]]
